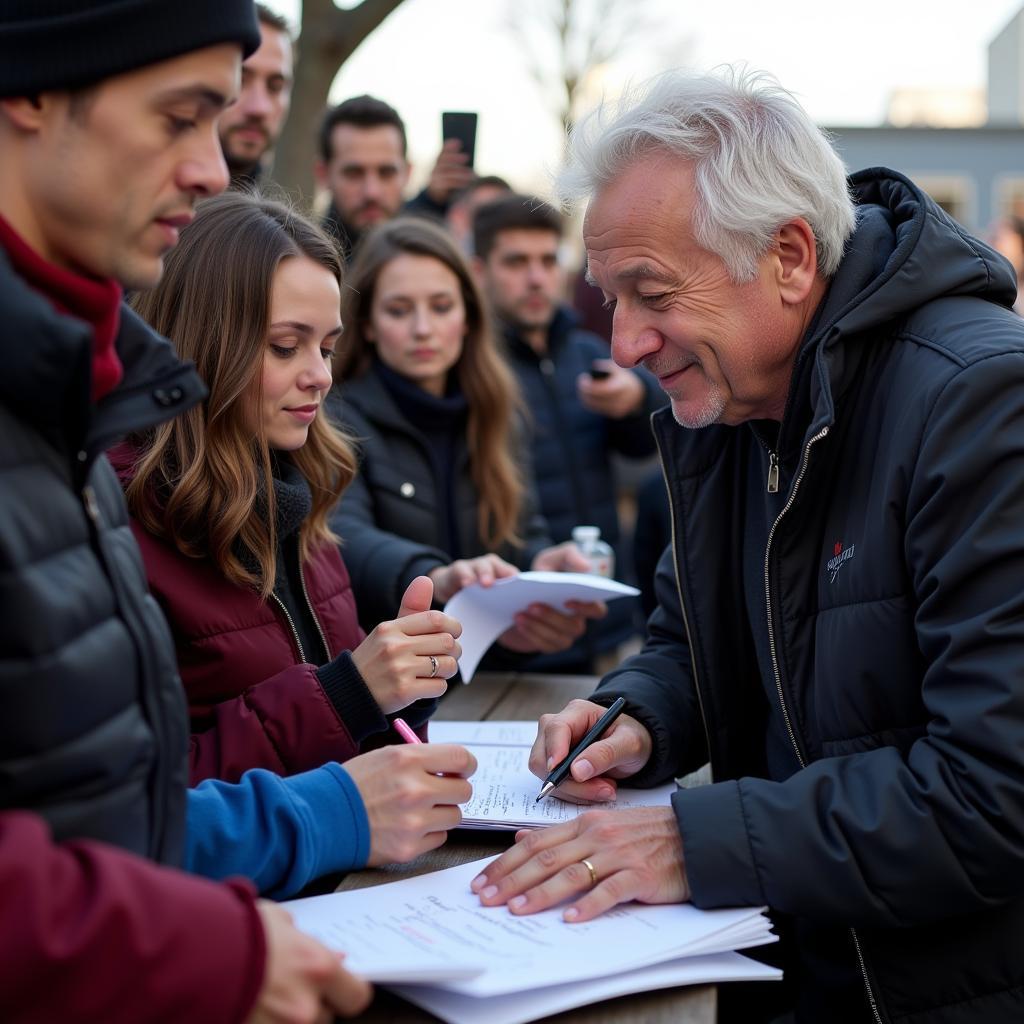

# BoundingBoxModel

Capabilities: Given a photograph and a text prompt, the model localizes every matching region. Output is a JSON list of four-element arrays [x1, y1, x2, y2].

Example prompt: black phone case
[[442, 111, 477, 167]]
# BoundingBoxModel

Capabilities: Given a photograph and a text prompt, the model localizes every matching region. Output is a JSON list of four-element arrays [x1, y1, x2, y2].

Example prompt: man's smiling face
[[584, 152, 803, 428]]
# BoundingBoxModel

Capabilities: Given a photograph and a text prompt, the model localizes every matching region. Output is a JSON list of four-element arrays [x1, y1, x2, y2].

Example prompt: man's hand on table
[[466, 698, 686, 923], [470, 806, 689, 923]]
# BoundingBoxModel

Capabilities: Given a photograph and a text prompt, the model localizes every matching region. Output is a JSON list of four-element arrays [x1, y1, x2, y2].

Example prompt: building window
[[908, 174, 976, 226], [994, 176, 1024, 219]]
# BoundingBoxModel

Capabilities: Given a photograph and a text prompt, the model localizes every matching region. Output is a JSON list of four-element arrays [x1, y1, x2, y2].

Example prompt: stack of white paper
[[428, 721, 677, 829], [396, 951, 781, 1024], [286, 857, 780, 1024], [444, 572, 640, 682]]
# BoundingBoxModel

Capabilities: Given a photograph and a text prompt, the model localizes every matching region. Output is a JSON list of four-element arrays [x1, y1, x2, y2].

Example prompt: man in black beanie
[[0, 2, 371, 1021]]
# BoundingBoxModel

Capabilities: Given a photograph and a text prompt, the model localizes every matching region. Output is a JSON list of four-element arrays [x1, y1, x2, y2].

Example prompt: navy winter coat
[[502, 306, 663, 660], [500, 306, 662, 548], [592, 169, 1024, 1022]]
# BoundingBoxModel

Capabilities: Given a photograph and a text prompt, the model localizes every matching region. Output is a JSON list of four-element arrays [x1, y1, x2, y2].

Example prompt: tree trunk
[[270, 0, 407, 207]]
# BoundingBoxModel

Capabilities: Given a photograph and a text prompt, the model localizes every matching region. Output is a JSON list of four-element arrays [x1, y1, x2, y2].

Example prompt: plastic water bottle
[[572, 525, 614, 578]]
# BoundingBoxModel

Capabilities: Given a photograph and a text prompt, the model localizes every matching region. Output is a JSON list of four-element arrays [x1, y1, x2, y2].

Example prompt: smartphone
[[589, 364, 612, 381], [442, 111, 478, 169]]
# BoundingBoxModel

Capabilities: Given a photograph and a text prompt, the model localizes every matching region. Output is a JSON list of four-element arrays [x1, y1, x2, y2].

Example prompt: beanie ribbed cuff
[[0, 0, 260, 97]]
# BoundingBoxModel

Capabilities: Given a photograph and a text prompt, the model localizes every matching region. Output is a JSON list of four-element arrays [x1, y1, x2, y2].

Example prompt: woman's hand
[[497, 601, 604, 653], [351, 576, 462, 714], [342, 743, 477, 865], [428, 554, 519, 604]]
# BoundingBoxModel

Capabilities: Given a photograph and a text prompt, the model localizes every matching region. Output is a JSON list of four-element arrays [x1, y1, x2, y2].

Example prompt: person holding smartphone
[[315, 95, 475, 262]]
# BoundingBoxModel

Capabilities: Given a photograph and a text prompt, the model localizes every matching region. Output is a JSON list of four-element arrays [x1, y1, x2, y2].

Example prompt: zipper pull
[[767, 452, 780, 494], [83, 484, 101, 523]]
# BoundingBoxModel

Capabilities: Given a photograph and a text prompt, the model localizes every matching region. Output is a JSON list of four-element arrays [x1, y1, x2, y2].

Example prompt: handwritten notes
[[286, 857, 777, 1005], [428, 721, 676, 829]]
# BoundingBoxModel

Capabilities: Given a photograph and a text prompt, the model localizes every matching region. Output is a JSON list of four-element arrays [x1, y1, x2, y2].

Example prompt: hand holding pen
[[529, 697, 654, 804]]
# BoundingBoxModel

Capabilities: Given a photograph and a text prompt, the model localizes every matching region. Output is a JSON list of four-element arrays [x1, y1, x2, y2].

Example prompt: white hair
[[557, 67, 856, 281]]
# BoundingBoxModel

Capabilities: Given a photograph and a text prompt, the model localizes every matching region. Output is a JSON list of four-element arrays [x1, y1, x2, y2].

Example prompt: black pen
[[535, 696, 627, 801]]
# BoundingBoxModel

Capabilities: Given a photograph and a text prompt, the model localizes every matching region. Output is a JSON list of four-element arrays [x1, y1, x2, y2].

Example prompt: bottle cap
[[572, 525, 600, 542]]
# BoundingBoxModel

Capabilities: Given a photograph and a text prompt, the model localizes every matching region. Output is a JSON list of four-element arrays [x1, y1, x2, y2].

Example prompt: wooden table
[[335, 672, 716, 1024]]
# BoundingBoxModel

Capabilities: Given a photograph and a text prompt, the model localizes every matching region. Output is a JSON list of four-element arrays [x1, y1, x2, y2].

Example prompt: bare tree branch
[[271, 0, 408, 202], [506, 0, 666, 158]]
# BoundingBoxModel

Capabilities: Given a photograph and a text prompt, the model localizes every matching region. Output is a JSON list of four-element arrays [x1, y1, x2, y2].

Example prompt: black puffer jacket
[[592, 169, 1024, 1022], [0, 247, 205, 862], [500, 305, 662, 548], [327, 367, 552, 630]]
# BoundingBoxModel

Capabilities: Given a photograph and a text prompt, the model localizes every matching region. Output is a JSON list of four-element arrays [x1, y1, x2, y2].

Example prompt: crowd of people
[[3, 1, 1024, 1022]]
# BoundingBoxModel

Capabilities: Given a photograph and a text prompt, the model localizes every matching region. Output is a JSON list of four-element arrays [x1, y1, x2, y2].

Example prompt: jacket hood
[[784, 167, 1018, 438], [813, 167, 1016, 343]]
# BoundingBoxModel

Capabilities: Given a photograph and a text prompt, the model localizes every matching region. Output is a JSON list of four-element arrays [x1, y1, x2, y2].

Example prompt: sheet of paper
[[285, 857, 775, 999], [444, 571, 640, 682], [394, 950, 782, 1024], [429, 720, 539, 746], [282, 888, 488, 983], [459, 742, 677, 829]]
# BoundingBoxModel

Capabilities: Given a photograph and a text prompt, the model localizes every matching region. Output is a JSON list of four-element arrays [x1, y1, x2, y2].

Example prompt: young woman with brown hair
[[327, 216, 604, 659], [113, 192, 461, 786]]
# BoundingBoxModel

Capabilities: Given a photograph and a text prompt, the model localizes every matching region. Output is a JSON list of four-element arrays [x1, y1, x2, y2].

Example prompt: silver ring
[[580, 858, 598, 888], [428, 654, 439, 678]]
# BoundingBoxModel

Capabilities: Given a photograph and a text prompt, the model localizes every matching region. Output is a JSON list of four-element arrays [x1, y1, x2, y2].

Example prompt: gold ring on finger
[[428, 654, 439, 678], [580, 857, 598, 888]]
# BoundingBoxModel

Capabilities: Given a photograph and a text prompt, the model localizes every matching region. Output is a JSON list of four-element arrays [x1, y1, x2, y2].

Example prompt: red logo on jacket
[[827, 540, 856, 583]]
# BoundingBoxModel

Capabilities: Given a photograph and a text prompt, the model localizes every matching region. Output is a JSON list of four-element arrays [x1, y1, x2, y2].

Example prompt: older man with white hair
[[470, 68, 1024, 1023]]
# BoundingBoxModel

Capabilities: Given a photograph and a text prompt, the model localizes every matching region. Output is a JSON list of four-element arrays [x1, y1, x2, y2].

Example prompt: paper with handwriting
[[428, 721, 676, 829], [286, 857, 776, 999]]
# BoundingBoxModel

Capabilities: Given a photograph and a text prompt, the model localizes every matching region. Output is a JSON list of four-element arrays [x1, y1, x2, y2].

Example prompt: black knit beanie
[[0, 0, 261, 97]]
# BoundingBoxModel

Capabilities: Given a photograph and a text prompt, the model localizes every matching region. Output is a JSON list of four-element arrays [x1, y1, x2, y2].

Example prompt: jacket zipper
[[763, 428, 828, 767], [851, 931, 884, 1024], [754, 434, 780, 494], [653, 427, 714, 773], [269, 592, 306, 663], [762, 425, 885, 1024], [268, 564, 332, 665], [298, 560, 332, 660]]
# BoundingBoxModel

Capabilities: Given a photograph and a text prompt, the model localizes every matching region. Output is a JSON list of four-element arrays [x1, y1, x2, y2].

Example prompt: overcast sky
[[266, 0, 1024, 195]]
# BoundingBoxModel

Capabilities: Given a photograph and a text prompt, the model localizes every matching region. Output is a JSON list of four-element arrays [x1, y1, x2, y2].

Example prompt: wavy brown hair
[[128, 191, 356, 598], [336, 217, 525, 550]]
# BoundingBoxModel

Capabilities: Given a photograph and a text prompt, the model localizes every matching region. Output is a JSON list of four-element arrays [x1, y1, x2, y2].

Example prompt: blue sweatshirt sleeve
[[183, 762, 370, 900]]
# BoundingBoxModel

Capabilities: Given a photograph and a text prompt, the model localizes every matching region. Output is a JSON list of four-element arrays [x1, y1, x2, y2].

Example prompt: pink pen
[[393, 717, 422, 744]]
